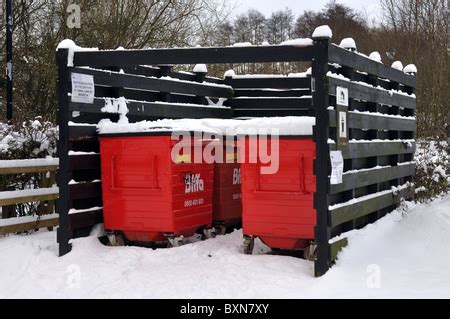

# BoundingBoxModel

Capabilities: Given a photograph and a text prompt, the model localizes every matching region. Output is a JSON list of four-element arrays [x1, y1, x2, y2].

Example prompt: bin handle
[[111, 154, 161, 192], [252, 155, 310, 195]]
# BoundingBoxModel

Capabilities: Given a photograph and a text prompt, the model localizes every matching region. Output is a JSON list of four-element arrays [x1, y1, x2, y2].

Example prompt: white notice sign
[[339, 111, 348, 139], [330, 151, 344, 185], [337, 86, 349, 107], [71, 73, 95, 104]]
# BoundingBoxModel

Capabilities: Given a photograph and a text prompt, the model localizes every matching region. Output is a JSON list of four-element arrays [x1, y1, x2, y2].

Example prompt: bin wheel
[[202, 228, 217, 240], [216, 225, 228, 236], [108, 233, 126, 247], [167, 236, 185, 248], [304, 243, 318, 261], [243, 236, 255, 255]]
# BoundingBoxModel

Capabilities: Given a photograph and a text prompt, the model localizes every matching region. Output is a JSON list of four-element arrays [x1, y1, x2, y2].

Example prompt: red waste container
[[99, 132, 214, 247], [239, 136, 317, 256], [213, 139, 242, 234]]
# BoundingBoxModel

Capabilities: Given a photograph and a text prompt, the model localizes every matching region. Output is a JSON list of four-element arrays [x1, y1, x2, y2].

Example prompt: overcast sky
[[233, 0, 382, 23]]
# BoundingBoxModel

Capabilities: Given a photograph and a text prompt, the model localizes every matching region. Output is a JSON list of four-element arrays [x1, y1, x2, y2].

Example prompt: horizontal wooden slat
[[73, 68, 233, 98], [330, 164, 416, 194], [329, 110, 416, 132], [234, 108, 313, 118], [69, 125, 98, 142], [329, 187, 414, 227], [70, 98, 233, 119], [329, 77, 416, 110], [0, 188, 59, 206], [330, 238, 348, 262], [120, 66, 225, 85], [95, 87, 205, 105], [0, 159, 59, 175], [0, 165, 58, 175], [227, 77, 311, 89], [234, 89, 311, 98], [69, 182, 102, 200], [0, 218, 59, 236], [329, 44, 417, 88], [72, 46, 315, 67], [69, 209, 103, 232], [69, 154, 101, 171], [229, 97, 312, 109], [71, 113, 119, 125], [330, 141, 416, 159]]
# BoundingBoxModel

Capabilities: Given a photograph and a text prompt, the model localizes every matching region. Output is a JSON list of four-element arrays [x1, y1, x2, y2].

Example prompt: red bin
[[99, 132, 214, 246], [239, 136, 317, 254], [213, 139, 242, 233]]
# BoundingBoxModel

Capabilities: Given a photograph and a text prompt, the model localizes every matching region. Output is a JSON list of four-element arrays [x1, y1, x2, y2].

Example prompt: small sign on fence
[[336, 86, 349, 148], [337, 86, 349, 107], [71, 73, 95, 104], [330, 151, 344, 185]]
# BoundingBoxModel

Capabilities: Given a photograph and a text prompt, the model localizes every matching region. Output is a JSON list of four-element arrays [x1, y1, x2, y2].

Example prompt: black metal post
[[6, 0, 13, 121], [312, 36, 331, 277], [56, 49, 73, 256]]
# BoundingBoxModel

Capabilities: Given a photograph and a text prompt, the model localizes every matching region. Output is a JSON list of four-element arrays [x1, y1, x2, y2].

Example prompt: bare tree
[[266, 8, 295, 45], [380, 0, 449, 138], [1, 0, 235, 122], [294, 1, 368, 49]]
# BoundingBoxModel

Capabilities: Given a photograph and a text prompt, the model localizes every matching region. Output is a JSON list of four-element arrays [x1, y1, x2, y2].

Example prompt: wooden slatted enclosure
[[56, 35, 416, 277]]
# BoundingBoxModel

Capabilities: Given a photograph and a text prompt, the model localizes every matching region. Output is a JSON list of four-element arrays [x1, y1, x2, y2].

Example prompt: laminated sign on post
[[330, 151, 344, 185], [71, 73, 95, 104], [336, 86, 349, 148], [337, 87, 349, 107]]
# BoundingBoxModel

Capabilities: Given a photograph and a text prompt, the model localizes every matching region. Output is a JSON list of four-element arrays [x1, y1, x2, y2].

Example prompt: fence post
[[158, 65, 173, 103], [193, 66, 208, 105], [312, 35, 331, 277], [6, 0, 13, 121], [56, 49, 72, 256]]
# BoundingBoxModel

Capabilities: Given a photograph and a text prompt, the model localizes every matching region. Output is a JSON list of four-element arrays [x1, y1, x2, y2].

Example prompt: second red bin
[[239, 135, 317, 256], [212, 138, 242, 234]]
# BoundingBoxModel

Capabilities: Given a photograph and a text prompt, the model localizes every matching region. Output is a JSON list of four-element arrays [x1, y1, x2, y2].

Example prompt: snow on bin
[[98, 121, 216, 247], [237, 117, 317, 258]]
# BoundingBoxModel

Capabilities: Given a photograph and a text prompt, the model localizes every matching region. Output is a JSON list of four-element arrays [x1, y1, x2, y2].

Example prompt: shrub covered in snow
[[0, 118, 58, 160], [415, 140, 449, 202], [0, 118, 58, 219]]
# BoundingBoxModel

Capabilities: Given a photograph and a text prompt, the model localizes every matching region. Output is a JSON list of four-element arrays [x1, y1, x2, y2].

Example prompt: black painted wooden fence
[[56, 35, 416, 277]]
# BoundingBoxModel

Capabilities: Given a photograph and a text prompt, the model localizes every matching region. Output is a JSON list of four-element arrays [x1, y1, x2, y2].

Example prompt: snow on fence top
[[56, 39, 98, 67], [97, 117, 316, 137], [339, 38, 357, 50], [232, 42, 253, 47], [279, 38, 314, 47], [193, 64, 208, 73], [0, 158, 59, 169], [224, 72, 311, 79], [404, 64, 418, 74], [369, 51, 382, 63], [391, 61, 404, 71], [312, 25, 333, 39]]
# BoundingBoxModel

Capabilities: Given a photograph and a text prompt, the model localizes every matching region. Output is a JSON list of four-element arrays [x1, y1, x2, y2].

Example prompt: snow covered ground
[[0, 194, 449, 299]]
